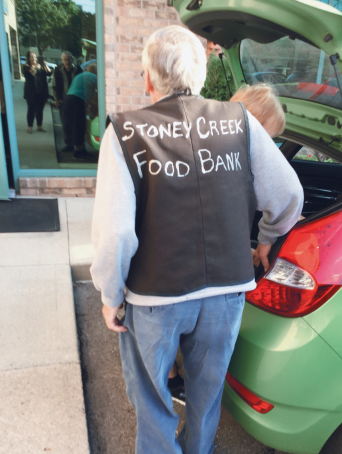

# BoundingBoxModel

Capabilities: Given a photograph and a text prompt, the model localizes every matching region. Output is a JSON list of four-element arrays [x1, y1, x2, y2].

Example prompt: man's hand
[[55, 98, 60, 108], [255, 243, 272, 272], [102, 303, 127, 333]]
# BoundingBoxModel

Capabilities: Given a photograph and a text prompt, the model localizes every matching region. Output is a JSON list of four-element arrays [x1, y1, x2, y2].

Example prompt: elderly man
[[52, 51, 82, 152], [91, 26, 303, 454]]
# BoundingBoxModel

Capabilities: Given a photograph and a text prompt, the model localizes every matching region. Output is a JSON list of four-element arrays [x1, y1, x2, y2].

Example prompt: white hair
[[142, 25, 207, 96], [61, 51, 74, 60]]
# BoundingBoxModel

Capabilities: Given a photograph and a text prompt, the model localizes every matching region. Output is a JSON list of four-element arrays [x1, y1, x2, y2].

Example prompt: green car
[[173, 1, 342, 453], [86, 113, 100, 151]]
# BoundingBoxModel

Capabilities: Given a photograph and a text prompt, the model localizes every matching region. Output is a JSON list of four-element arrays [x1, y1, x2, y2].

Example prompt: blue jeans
[[119, 292, 245, 454]]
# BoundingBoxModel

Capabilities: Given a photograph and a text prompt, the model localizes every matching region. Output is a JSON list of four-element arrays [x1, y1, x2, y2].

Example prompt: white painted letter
[[220, 120, 229, 135], [149, 159, 162, 175], [147, 125, 158, 138], [235, 119, 243, 134], [215, 155, 227, 171], [133, 150, 147, 178], [173, 122, 183, 138], [165, 161, 175, 176], [209, 120, 220, 136], [176, 161, 190, 177], [234, 153, 242, 170], [159, 123, 172, 139], [229, 120, 235, 134], [196, 117, 210, 139], [122, 121, 134, 141], [183, 122, 192, 139], [136, 123, 148, 136], [226, 152, 234, 171], [198, 149, 214, 174]]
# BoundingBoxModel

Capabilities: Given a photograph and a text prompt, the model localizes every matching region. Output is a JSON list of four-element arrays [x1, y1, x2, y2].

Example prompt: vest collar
[[155, 88, 196, 105]]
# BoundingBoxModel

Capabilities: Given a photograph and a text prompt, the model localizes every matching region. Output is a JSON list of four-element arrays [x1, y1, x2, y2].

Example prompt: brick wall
[[19, 177, 96, 197], [105, 0, 183, 114]]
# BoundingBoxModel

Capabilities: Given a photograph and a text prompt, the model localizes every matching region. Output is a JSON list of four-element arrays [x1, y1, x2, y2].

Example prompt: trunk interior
[[251, 136, 342, 276]]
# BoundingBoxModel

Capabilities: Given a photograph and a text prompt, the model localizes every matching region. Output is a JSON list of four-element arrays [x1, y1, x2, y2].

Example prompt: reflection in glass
[[23, 51, 51, 134], [8, 0, 98, 169], [241, 37, 342, 110]]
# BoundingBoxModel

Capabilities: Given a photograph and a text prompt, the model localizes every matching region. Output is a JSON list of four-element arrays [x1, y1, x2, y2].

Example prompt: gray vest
[[108, 94, 257, 296]]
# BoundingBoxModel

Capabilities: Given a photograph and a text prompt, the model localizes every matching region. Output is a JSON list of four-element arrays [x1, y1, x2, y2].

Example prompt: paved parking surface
[[74, 282, 289, 454]]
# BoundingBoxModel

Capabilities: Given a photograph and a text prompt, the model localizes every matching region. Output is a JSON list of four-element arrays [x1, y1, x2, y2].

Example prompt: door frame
[[0, 0, 17, 197]]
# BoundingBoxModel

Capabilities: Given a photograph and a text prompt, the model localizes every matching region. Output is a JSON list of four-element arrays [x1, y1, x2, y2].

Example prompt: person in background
[[23, 51, 51, 134], [52, 51, 83, 152], [231, 83, 288, 266], [206, 40, 222, 58], [230, 83, 286, 138], [63, 64, 97, 161]]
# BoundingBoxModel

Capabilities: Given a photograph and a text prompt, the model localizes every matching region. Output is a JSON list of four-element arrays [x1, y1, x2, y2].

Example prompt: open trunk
[[252, 134, 342, 279]]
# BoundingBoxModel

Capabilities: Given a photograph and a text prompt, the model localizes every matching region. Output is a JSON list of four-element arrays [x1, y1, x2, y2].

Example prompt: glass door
[[10, 0, 99, 170], [0, 117, 9, 200], [0, 0, 10, 199]]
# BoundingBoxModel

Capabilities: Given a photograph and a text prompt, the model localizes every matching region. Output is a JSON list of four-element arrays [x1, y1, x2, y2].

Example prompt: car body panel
[[225, 303, 342, 453], [278, 97, 342, 155], [304, 287, 342, 359], [227, 304, 342, 411], [223, 383, 341, 454]]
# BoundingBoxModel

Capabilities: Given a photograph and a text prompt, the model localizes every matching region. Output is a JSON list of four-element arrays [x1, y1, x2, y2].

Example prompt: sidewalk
[[0, 197, 95, 454]]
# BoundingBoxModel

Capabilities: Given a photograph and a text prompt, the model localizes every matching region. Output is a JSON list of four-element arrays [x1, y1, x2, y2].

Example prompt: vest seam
[[239, 102, 254, 181], [179, 95, 209, 285], [126, 277, 255, 297]]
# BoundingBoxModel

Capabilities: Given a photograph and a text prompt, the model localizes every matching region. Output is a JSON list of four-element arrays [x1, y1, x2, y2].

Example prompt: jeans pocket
[[225, 292, 245, 307]]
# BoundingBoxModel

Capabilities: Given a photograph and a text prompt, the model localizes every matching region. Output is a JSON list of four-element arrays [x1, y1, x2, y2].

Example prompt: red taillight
[[226, 372, 274, 414], [247, 211, 342, 317], [94, 136, 100, 142]]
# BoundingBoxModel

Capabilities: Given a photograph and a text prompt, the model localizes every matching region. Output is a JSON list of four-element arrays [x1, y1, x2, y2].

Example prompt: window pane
[[10, 0, 99, 169], [240, 37, 342, 110], [292, 146, 340, 163]]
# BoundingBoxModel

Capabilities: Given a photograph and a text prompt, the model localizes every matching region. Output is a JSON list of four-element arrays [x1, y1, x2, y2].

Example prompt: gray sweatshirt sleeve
[[247, 111, 304, 245], [90, 126, 138, 308]]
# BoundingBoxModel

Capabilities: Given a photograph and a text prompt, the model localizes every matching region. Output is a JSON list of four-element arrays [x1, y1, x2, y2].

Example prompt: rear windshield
[[240, 37, 342, 110]]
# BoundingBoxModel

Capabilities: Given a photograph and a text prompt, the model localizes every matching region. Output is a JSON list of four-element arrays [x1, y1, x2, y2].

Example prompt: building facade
[[0, 0, 186, 199], [1, 0, 341, 199]]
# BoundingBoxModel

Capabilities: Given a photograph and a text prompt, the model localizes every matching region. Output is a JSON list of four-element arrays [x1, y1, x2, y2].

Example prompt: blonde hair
[[142, 25, 207, 96], [231, 84, 285, 138]]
